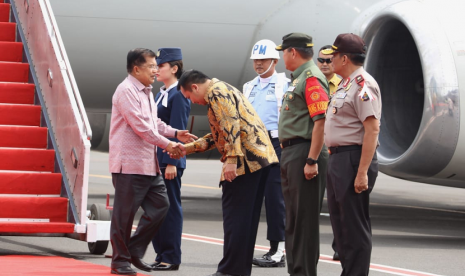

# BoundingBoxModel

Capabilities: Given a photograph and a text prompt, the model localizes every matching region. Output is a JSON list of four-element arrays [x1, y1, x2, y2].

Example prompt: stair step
[[0, 62, 29, 82], [0, 172, 61, 195], [0, 3, 9, 22], [0, 22, 15, 42], [0, 104, 41, 126], [0, 82, 35, 104], [0, 197, 68, 222], [0, 42, 22, 62], [0, 126, 48, 148], [0, 222, 74, 234], [0, 148, 55, 172]]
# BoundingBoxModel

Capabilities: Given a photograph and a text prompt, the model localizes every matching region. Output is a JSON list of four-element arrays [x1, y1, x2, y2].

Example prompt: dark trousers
[[110, 173, 170, 268], [317, 145, 337, 253], [281, 142, 327, 276], [327, 149, 378, 276], [217, 165, 269, 276], [152, 168, 184, 265], [264, 137, 286, 242]]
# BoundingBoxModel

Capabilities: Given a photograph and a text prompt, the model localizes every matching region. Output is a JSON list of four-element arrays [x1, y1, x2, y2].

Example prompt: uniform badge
[[361, 92, 370, 101], [285, 104, 289, 111], [336, 92, 347, 99], [289, 94, 294, 100], [156, 50, 160, 57], [310, 92, 320, 101], [292, 79, 299, 86], [287, 86, 296, 92], [332, 107, 337, 114], [342, 78, 350, 88], [344, 82, 352, 91]]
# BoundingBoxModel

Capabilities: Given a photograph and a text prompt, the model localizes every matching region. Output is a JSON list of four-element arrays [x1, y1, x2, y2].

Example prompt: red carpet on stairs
[[0, 1, 73, 236], [0, 148, 55, 172], [0, 41, 23, 62], [0, 126, 48, 148], [0, 3, 10, 23], [0, 61, 29, 82], [0, 172, 61, 194], [0, 22, 15, 41], [0, 197, 69, 222], [0, 104, 41, 126], [0, 82, 35, 104], [0, 256, 153, 276]]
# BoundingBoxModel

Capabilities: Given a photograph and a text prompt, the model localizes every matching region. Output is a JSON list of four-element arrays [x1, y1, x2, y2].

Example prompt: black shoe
[[131, 257, 153, 272], [252, 252, 286, 267], [152, 263, 180, 271], [333, 251, 340, 261], [111, 266, 137, 275], [148, 261, 160, 269], [207, 272, 235, 276]]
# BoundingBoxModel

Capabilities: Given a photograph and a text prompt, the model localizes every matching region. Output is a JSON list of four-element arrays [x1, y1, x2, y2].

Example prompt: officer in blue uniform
[[150, 47, 191, 271], [243, 39, 288, 268]]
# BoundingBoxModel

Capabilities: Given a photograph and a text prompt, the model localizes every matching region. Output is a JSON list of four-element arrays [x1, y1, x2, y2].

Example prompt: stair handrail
[[41, 0, 92, 141]]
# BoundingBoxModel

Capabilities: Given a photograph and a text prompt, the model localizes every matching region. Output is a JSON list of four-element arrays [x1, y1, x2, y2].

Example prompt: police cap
[[155, 48, 182, 65], [322, 33, 367, 55], [275, 33, 314, 51]]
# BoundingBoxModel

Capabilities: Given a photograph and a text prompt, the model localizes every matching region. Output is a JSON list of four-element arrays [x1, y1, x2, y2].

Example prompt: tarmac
[[0, 150, 464, 276]]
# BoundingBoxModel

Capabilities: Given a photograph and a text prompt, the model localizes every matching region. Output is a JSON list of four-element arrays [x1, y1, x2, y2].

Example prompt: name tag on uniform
[[336, 92, 347, 99], [266, 94, 276, 101], [287, 86, 295, 92]]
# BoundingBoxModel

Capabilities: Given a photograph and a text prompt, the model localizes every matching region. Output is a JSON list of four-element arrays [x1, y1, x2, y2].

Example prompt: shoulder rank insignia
[[355, 75, 364, 84], [292, 79, 299, 86], [342, 78, 350, 88]]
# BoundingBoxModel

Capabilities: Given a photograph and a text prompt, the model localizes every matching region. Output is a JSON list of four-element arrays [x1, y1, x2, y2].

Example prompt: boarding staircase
[[0, 0, 75, 234], [0, 0, 107, 252]]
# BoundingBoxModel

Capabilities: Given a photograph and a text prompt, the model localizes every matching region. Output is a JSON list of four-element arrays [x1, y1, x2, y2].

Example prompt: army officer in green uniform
[[276, 33, 330, 276]]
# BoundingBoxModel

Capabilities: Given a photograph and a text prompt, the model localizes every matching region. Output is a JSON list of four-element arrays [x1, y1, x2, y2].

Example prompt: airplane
[[49, 0, 465, 189]]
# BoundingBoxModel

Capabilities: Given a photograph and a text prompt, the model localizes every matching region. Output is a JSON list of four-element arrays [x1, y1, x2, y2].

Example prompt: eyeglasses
[[139, 64, 158, 70], [317, 58, 332, 64]]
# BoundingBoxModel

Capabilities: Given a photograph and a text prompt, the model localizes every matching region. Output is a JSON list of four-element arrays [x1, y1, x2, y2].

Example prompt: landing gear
[[87, 203, 111, 255]]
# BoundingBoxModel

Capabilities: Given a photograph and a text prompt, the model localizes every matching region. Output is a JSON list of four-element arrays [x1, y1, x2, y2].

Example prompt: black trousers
[[110, 173, 170, 269], [264, 137, 286, 242], [152, 168, 184, 265], [217, 165, 269, 276], [327, 149, 378, 276], [281, 141, 327, 276]]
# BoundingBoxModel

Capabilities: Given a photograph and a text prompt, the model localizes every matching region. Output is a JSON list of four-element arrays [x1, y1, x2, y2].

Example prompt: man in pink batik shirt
[[109, 48, 197, 275]]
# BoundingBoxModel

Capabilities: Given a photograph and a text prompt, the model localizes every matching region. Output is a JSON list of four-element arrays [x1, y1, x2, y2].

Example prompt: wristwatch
[[306, 157, 318, 165]]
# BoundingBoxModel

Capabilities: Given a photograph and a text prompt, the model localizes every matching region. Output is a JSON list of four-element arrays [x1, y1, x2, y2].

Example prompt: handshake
[[164, 130, 198, 159]]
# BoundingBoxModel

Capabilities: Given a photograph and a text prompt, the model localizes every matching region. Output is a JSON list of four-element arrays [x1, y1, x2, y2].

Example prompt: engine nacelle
[[352, 0, 465, 188]]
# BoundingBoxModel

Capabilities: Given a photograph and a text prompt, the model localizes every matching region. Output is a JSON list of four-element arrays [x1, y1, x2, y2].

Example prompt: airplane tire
[[88, 203, 111, 255]]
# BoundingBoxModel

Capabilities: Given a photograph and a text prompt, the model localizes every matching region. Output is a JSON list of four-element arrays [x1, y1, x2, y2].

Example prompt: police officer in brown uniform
[[324, 34, 382, 276], [276, 33, 330, 276]]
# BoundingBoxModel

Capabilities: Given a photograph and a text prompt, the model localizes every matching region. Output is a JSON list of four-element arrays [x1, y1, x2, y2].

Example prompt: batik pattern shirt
[[185, 78, 278, 181]]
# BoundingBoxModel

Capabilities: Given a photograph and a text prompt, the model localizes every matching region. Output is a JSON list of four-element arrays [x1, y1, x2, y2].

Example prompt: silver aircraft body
[[49, 0, 465, 188]]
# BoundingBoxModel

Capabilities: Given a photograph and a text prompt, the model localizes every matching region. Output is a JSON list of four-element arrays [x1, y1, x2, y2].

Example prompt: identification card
[[266, 94, 276, 101], [336, 92, 347, 99], [287, 86, 295, 92]]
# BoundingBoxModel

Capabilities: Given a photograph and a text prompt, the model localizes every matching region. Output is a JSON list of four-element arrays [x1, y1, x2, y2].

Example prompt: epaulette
[[355, 75, 365, 86], [305, 70, 314, 79]]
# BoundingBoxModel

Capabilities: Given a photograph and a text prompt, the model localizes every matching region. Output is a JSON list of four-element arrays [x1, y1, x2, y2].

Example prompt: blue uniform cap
[[155, 48, 183, 65]]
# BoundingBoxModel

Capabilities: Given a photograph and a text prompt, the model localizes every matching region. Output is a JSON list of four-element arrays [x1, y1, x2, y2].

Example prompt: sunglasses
[[317, 58, 332, 64]]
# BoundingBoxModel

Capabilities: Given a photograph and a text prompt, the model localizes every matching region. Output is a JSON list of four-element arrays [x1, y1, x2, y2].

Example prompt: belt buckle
[[328, 148, 332, 155]]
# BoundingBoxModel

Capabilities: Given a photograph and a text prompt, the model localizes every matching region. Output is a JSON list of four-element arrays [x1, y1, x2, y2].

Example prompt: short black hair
[[287, 47, 314, 59], [167, 60, 184, 79], [177, 70, 210, 91], [339, 52, 366, 66], [126, 48, 156, 73], [319, 45, 332, 52]]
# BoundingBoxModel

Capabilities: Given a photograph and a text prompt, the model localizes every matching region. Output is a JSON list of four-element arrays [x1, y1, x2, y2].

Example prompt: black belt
[[328, 145, 362, 155], [280, 138, 310, 149]]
